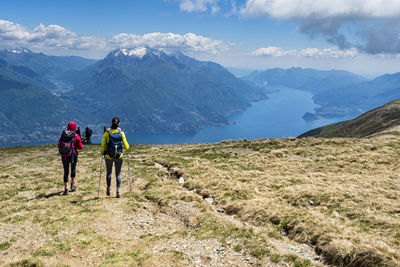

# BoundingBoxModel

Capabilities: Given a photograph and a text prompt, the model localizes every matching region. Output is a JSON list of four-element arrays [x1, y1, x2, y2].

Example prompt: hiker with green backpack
[[100, 117, 129, 198], [58, 121, 83, 195]]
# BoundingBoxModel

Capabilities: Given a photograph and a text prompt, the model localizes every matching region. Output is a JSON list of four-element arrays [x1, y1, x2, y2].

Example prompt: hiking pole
[[97, 156, 103, 199], [127, 152, 132, 193]]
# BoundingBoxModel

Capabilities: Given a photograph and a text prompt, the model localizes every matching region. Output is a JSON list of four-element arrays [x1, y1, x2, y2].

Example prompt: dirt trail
[[50, 172, 322, 266], [53, 187, 258, 266], [1, 146, 328, 266], [90, 182, 257, 266]]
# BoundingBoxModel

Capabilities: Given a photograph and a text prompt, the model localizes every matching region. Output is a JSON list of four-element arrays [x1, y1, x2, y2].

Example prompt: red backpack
[[59, 130, 75, 155]]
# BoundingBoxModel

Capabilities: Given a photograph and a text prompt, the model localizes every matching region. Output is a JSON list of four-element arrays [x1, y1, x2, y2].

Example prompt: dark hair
[[111, 117, 120, 129]]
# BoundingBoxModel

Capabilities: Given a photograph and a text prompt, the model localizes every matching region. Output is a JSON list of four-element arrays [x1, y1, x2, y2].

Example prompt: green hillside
[[0, 75, 82, 144], [299, 99, 400, 138], [1, 137, 400, 266]]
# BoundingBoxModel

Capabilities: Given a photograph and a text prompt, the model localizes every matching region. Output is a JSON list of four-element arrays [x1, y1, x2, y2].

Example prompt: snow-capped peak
[[112, 47, 166, 59], [6, 47, 32, 54], [114, 47, 148, 59], [122, 47, 147, 58]]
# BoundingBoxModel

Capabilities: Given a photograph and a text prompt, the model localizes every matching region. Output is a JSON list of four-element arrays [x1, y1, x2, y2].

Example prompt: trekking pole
[[127, 152, 132, 193], [97, 156, 103, 199]]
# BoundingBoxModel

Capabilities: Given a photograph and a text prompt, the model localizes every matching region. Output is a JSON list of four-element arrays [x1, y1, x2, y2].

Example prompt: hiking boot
[[63, 187, 69, 195], [116, 190, 120, 198], [70, 183, 77, 192], [106, 187, 110, 196]]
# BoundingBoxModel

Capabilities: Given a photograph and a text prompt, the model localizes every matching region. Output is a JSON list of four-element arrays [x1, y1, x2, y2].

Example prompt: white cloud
[[240, 1, 400, 54], [252, 46, 295, 56], [0, 20, 31, 40], [0, 20, 229, 57], [0, 20, 107, 51], [240, 0, 400, 19], [252, 46, 359, 58], [111, 32, 229, 54], [179, 0, 220, 13]]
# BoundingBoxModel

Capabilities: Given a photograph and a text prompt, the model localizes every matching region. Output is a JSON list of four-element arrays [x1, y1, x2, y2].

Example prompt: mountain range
[[0, 74, 80, 144], [244, 68, 371, 119], [0, 47, 267, 144], [243, 68, 400, 120], [3, 47, 400, 145], [0, 48, 97, 95]]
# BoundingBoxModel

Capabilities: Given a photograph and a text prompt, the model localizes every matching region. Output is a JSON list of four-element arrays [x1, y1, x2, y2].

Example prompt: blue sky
[[1, 0, 400, 77]]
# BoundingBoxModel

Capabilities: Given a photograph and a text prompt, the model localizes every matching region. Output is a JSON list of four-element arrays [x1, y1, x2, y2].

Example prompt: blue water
[[122, 87, 352, 144], [3, 87, 353, 146]]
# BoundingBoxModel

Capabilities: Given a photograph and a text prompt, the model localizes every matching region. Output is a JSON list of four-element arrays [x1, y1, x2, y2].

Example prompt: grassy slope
[[1, 137, 400, 266], [299, 99, 400, 138]]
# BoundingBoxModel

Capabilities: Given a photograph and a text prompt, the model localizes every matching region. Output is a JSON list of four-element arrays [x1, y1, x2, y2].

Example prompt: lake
[[4, 87, 353, 147], [122, 87, 352, 144]]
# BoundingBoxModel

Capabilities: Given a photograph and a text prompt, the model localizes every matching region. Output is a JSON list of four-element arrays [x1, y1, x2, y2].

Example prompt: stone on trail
[[154, 163, 165, 170], [204, 197, 214, 204]]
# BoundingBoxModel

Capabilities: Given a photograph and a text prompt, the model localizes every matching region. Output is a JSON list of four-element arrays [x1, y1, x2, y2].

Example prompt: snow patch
[[7, 48, 31, 54], [116, 47, 148, 59]]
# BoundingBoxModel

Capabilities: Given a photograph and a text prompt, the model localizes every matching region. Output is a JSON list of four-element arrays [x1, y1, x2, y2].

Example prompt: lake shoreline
[[0, 87, 353, 147]]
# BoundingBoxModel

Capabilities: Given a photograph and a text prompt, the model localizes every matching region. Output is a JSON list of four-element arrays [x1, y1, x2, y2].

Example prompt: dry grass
[[141, 136, 400, 266], [0, 136, 399, 266]]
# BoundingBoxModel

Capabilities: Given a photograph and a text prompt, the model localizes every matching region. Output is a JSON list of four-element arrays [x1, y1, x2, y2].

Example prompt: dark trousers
[[105, 157, 123, 190], [61, 154, 78, 183]]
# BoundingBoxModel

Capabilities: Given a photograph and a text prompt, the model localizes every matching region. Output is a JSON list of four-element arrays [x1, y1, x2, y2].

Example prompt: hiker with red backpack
[[100, 117, 129, 198], [58, 121, 83, 195]]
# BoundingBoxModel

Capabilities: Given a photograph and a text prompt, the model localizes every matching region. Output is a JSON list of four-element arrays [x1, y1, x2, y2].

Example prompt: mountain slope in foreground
[[299, 98, 400, 138], [1, 137, 399, 266]]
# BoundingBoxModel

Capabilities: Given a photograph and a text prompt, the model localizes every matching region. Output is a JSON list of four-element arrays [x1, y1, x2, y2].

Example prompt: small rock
[[154, 163, 164, 170], [214, 246, 225, 254], [216, 208, 225, 213], [178, 177, 185, 184], [287, 244, 296, 250], [243, 258, 253, 264], [183, 157, 190, 160], [309, 200, 315, 205], [204, 197, 214, 204]]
